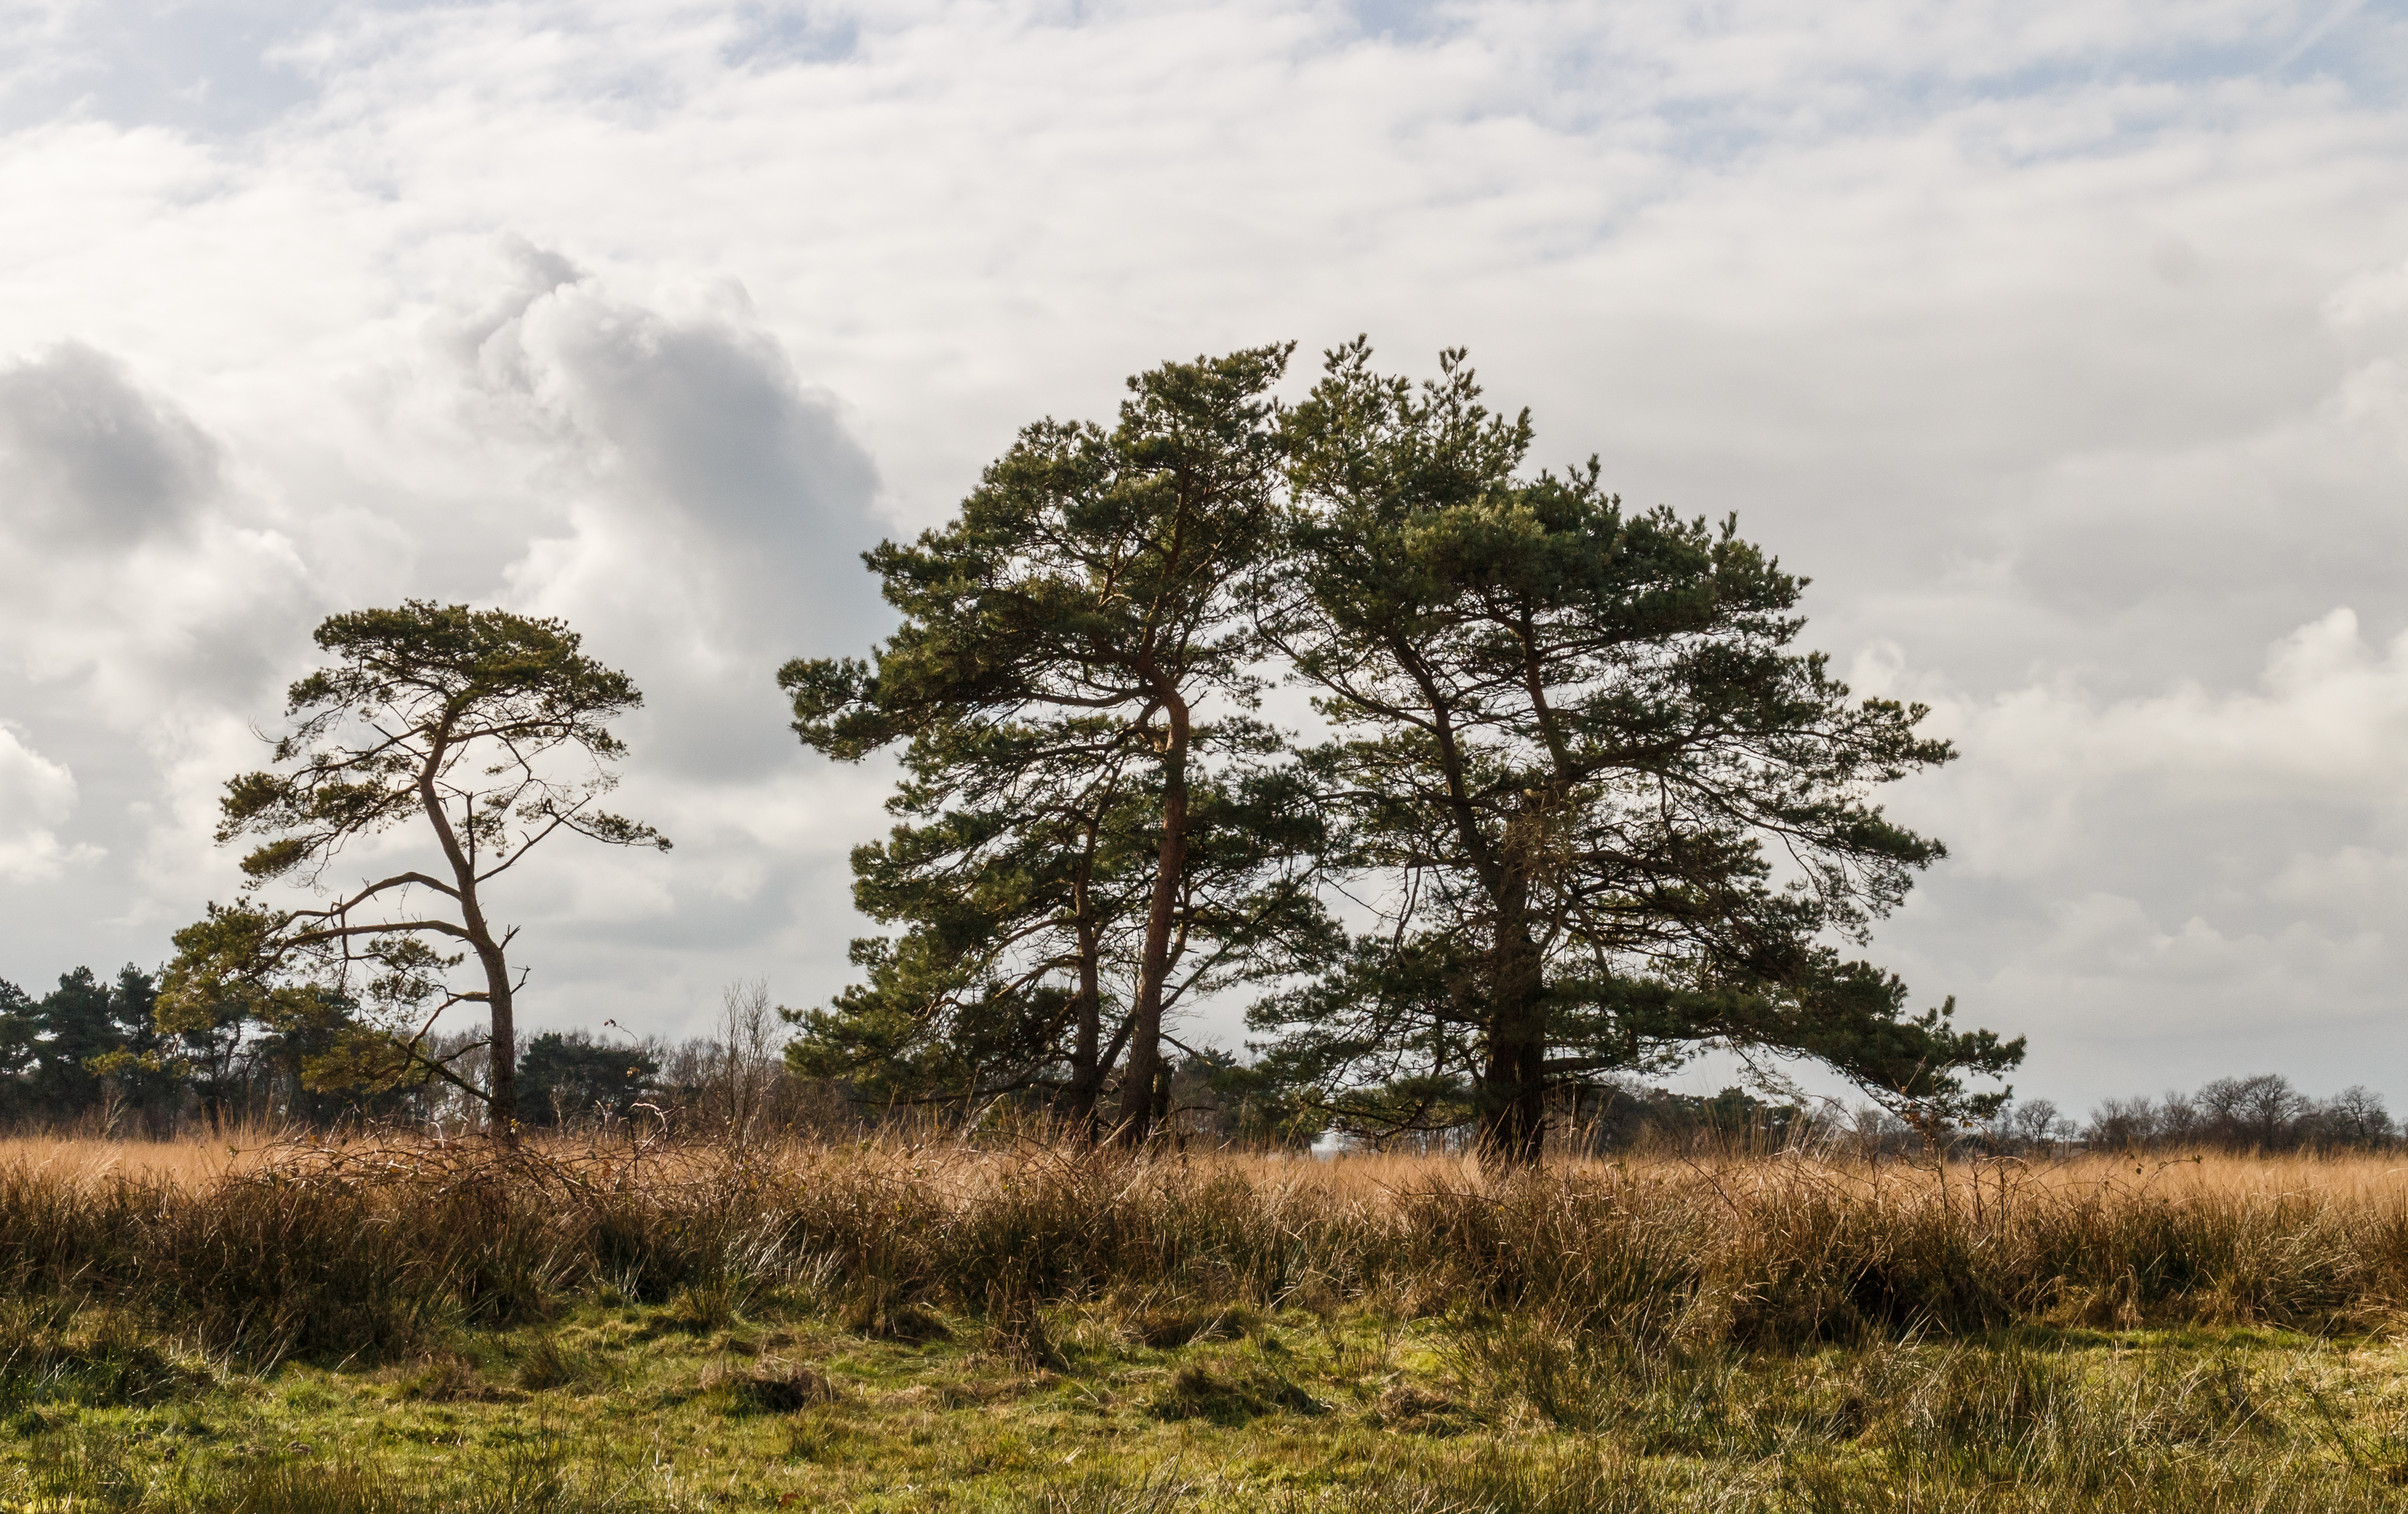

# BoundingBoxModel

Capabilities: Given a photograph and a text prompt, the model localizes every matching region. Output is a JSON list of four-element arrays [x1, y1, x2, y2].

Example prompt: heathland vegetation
[[5, 341, 2403, 1510], [11, 1135, 2408, 1511]]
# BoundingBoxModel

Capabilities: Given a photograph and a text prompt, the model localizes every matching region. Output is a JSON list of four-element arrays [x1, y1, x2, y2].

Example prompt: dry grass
[[3, 1129, 2407, 1359], [0, 1130, 271, 1187], [12, 1135, 2408, 1511], [9, 1127, 2403, 1199]]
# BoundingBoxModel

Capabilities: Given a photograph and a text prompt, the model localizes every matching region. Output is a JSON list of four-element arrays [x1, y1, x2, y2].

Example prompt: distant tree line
[[1339, 1076, 2406, 1159], [0, 968, 837, 1140], [6, 948, 2393, 1161], [0, 962, 434, 1133], [2017, 1076, 2396, 1154]]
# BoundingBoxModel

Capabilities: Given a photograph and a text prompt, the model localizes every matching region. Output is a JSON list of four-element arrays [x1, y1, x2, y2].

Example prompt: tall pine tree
[[782, 347, 1309, 1142], [1254, 341, 2019, 1163]]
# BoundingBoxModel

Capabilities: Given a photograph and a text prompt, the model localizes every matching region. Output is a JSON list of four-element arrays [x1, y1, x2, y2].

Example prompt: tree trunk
[[1115, 697, 1191, 1146], [419, 748, 517, 1136], [1066, 912, 1103, 1144], [1475, 1018, 1548, 1167], [481, 940, 517, 1130], [1475, 921, 1548, 1169]]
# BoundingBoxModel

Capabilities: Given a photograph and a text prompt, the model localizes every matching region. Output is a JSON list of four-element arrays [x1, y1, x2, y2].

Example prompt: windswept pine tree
[[159, 602, 669, 1129]]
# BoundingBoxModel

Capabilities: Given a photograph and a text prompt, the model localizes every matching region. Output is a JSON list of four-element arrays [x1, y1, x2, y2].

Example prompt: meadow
[[9, 1131, 2408, 1512]]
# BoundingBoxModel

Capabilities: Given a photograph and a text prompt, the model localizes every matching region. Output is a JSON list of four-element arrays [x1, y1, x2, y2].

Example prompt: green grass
[[10, 1293, 2408, 1512]]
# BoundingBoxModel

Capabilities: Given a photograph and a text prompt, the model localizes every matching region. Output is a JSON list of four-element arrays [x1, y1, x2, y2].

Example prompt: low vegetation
[[8, 1133, 2408, 1510]]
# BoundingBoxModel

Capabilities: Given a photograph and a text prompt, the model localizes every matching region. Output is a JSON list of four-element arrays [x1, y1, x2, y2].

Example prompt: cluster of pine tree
[[0, 963, 438, 1131], [776, 341, 2022, 1162], [0, 970, 814, 1137], [0, 967, 168, 1130], [132, 340, 2023, 1163]]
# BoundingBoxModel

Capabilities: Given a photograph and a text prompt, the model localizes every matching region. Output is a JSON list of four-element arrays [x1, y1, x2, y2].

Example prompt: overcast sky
[[2, 0, 2406, 1115]]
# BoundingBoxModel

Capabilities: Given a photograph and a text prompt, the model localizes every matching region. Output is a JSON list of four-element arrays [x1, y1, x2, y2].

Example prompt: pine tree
[[1254, 341, 2020, 1164], [160, 602, 669, 1129], [783, 347, 1303, 1143]]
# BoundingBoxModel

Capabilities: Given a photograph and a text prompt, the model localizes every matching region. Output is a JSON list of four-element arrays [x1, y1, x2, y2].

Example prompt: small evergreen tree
[[517, 1032, 661, 1125]]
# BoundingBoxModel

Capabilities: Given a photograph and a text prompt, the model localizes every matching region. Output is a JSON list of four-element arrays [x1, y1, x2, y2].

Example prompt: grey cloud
[[437, 262, 891, 785], [0, 344, 218, 549], [537, 294, 884, 604], [0, 341, 301, 716]]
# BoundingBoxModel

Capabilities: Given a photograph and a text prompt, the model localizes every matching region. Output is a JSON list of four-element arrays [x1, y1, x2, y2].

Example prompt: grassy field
[[10, 1135, 2408, 1512]]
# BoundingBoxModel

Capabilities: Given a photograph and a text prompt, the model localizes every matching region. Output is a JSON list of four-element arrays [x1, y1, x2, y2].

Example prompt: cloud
[[1852, 606, 2408, 1099], [394, 242, 896, 784], [0, 723, 96, 883], [477, 260, 887, 651], [0, 342, 216, 549], [0, 0, 321, 136], [0, 345, 309, 714], [1925, 606, 2408, 829], [2, 0, 2408, 1077]]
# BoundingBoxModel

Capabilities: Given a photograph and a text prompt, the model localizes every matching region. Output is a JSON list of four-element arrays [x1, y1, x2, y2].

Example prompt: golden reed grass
[[0, 1130, 270, 1188], [8, 1126, 2402, 1202], [7, 1131, 2408, 1360]]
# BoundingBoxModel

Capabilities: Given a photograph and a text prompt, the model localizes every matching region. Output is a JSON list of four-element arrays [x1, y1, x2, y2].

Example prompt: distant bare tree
[[2084, 1096, 2157, 1150], [712, 978, 782, 1143], [2007, 1098, 2070, 1151], [2155, 1091, 2205, 1146], [2198, 1074, 2306, 1150], [2312, 1085, 2394, 1147]]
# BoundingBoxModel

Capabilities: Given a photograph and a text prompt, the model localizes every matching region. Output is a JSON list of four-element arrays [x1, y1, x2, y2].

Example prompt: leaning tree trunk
[[1115, 696, 1191, 1146], [1066, 909, 1104, 1144], [421, 748, 517, 1136], [476, 933, 517, 1131]]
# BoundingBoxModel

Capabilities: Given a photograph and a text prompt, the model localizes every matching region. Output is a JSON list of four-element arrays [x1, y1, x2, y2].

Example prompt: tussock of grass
[[1145, 1357, 1321, 1424], [1027, 1466, 1195, 1514], [1373, 1380, 1473, 1434], [694, 1355, 840, 1415], [1124, 1296, 1254, 1349], [385, 1350, 516, 1403], [0, 1301, 211, 1411], [659, 1277, 747, 1335], [513, 1335, 605, 1394]]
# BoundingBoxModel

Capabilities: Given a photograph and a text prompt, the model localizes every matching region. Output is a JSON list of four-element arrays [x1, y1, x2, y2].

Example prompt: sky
[[3, 0, 2407, 1116]]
